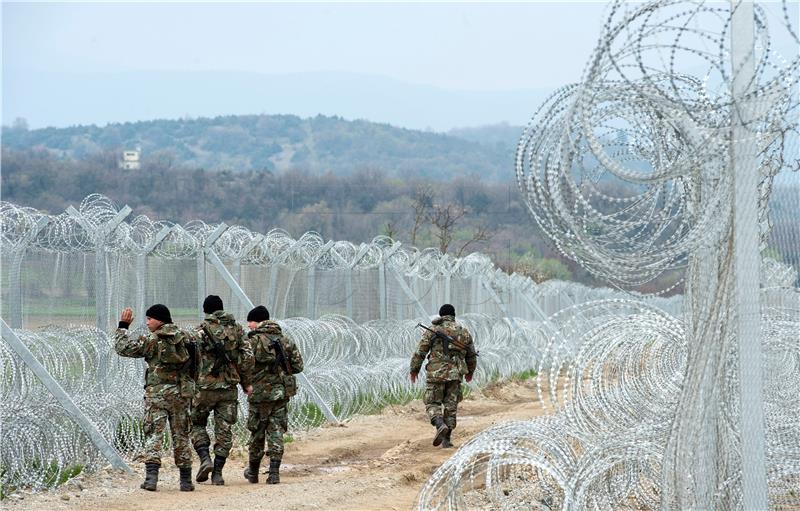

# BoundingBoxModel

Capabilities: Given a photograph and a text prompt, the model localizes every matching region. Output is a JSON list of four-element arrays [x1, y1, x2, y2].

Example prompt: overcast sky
[[4, 1, 797, 130], [4, 2, 610, 90]]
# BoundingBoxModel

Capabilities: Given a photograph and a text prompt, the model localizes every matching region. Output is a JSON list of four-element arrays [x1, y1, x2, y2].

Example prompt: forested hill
[[1, 115, 522, 181]]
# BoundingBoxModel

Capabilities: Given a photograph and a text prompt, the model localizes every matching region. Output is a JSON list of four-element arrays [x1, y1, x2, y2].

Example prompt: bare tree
[[384, 221, 397, 239], [430, 203, 466, 254], [410, 186, 434, 245], [455, 223, 492, 257], [429, 202, 493, 256]]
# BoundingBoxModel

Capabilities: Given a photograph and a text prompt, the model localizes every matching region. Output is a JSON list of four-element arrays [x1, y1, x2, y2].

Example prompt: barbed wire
[[0, 313, 551, 492], [515, 0, 798, 293], [417, 0, 799, 509], [0, 194, 502, 289], [417, 293, 799, 509]]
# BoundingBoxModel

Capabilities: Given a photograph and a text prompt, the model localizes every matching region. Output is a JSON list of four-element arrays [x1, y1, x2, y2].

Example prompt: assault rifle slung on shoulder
[[270, 336, 293, 375], [201, 325, 232, 376], [416, 323, 479, 357]]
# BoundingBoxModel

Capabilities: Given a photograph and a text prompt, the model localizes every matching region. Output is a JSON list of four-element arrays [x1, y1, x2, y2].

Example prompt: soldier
[[191, 295, 254, 485], [243, 305, 304, 485], [410, 304, 477, 448], [114, 304, 196, 492]]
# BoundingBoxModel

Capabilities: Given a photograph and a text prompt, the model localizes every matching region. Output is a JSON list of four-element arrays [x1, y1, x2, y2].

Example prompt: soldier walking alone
[[243, 305, 304, 485], [114, 304, 197, 492], [191, 295, 254, 485], [410, 304, 477, 448]]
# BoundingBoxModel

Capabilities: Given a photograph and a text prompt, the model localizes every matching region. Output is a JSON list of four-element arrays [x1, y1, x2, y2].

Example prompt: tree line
[[1, 114, 517, 182], [2, 147, 586, 284]]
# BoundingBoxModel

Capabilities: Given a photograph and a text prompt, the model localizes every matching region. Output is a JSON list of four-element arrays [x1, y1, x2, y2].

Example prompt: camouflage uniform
[[245, 320, 304, 463], [191, 310, 254, 458], [114, 323, 195, 468], [410, 315, 477, 432]]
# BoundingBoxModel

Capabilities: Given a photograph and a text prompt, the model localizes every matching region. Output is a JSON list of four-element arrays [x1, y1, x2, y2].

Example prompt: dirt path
[[7, 379, 550, 511]]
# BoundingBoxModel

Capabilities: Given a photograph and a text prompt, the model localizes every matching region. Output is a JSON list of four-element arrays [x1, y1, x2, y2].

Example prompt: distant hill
[[1, 114, 522, 181], [448, 122, 526, 151], [2, 69, 552, 132]]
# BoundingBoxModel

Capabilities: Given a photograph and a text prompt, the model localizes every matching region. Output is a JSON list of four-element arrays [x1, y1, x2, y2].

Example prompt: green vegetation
[[0, 461, 84, 499], [114, 417, 145, 453], [2, 145, 593, 283], [295, 402, 327, 429], [8, 299, 197, 323], [292, 387, 423, 428], [1, 114, 514, 181], [43, 462, 84, 487], [481, 368, 538, 386], [510, 368, 538, 381]]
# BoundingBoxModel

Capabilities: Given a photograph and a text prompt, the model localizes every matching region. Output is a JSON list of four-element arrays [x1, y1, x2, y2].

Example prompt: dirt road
[[7, 379, 549, 511]]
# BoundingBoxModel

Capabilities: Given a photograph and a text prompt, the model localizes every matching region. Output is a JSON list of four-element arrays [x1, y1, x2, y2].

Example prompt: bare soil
[[5, 379, 549, 511]]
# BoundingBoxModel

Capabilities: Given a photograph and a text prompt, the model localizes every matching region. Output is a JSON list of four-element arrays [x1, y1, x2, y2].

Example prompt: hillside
[[1, 114, 521, 181]]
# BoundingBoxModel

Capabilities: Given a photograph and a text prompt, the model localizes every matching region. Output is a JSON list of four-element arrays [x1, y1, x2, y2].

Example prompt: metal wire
[[418, 0, 799, 509]]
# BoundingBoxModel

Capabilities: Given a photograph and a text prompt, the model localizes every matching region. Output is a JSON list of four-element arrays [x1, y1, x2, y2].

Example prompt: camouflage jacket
[[410, 315, 477, 383], [194, 310, 254, 391], [246, 320, 304, 403], [114, 323, 195, 397]]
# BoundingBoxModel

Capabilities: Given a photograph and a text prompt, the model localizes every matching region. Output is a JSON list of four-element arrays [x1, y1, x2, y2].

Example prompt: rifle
[[201, 324, 232, 376], [270, 336, 293, 375], [416, 323, 478, 358], [181, 339, 199, 381]]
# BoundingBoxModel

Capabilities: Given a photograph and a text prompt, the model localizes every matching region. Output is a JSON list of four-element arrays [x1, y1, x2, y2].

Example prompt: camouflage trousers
[[143, 385, 192, 468], [190, 387, 239, 457], [246, 399, 289, 462], [424, 380, 462, 431]]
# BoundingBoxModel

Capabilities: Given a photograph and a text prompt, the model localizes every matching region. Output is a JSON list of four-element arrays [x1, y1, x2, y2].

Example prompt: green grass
[[294, 402, 327, 429], [0, 461, 84, 499], [510, 368, 538, 381], [44, 463, 84, 487], [22, 302, 95, 318], [483, 368, 538, 384], [291, 372, 536, 427], [114, 417, 145, 452], [19, 298, 198, 319]]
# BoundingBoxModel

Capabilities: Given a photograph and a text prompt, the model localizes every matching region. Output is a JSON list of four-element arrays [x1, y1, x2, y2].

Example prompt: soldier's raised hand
[[119, 307, 134, 329]]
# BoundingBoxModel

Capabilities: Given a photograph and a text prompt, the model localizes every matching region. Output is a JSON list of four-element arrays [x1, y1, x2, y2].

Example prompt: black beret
[[145, 304, 172, 324], [247, 305, 270, 322], [203, 295, 224, 314]]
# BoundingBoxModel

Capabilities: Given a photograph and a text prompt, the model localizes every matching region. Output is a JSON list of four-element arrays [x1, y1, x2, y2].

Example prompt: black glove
[[118, 320, 131, 329]]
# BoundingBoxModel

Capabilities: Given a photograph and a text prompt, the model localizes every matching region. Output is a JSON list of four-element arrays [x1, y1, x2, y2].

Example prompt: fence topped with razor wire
[[0, 193, 682, 493]]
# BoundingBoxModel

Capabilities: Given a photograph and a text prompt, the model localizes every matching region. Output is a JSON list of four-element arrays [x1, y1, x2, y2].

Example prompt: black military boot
[[139, 463, 159, 491], [211, 455, 226, 485], [179, 467, 195, 491], [244, 459, 260, 483], [195, 445, 213, 482], [441, 429, 454, 448], [432, 416, 449, 447], [266, 458, 281, 484]]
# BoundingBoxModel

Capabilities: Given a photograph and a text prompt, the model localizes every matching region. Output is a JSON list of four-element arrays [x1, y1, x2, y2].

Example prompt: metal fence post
[[389, 268, 429, 319], [67, 205, 131, 331], [197, 223, 229, 320], [731, 0, 768, 506], [1, 317, 132, 473], [205, 244, 341, 426], [136, 226, 173, 327]]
